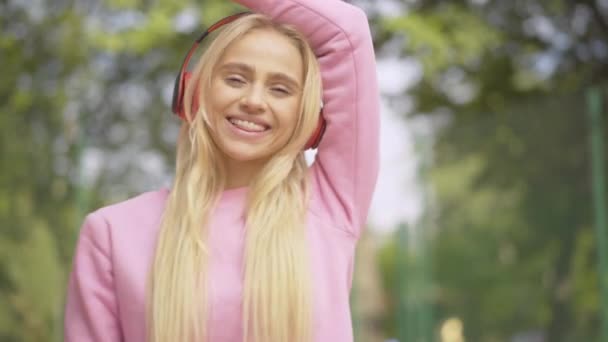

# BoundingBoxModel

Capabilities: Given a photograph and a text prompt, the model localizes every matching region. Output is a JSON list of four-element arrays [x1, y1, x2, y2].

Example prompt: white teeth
[[230, 118, 266, 132]]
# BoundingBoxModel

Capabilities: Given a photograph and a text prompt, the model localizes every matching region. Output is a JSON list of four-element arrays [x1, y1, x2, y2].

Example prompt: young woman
[[64, 0, 379, 341]]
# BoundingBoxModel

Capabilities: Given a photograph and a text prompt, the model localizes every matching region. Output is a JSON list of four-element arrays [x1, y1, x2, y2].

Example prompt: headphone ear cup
[[173, 71, 199, 120], [171, 72, 183, 115], [305, 115, 326, 150]]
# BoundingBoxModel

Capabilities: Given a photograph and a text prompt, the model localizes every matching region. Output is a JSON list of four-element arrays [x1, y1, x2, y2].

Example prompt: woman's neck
[[223, 158, 267, 190]]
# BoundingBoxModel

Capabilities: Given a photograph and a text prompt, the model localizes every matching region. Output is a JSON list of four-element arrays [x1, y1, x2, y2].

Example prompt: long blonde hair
[[147, 14, 323, 342]]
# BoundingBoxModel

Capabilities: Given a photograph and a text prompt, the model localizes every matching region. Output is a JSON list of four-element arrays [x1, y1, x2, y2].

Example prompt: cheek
[[276, 104, 301, 135], [207, 83, 235, 119], [202, 87, 227, 132], [208, 81, 227, 108]]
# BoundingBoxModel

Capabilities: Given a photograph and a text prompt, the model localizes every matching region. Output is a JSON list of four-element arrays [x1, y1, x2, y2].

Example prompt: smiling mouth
[[227, 117, 270, 133]]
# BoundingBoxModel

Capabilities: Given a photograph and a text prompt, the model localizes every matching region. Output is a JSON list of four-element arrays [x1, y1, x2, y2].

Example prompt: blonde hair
[[147, 14, 322, 342]]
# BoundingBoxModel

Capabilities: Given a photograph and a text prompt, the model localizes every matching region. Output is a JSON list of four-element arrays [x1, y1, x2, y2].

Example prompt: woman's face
[[207, 28, 304, 168]]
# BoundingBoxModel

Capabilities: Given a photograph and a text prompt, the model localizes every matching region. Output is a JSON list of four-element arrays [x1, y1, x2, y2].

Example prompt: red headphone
[[171, 12, 326, 150]]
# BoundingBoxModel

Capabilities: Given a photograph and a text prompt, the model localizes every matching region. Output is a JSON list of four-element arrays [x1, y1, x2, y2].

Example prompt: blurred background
[[1, 0, 608, 341]]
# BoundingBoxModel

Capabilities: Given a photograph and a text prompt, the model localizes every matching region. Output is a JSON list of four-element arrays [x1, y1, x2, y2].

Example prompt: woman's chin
[[220, 144, 269, 164]]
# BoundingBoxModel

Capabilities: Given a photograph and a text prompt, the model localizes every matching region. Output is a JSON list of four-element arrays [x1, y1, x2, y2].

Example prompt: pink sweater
[[64, 0, 380, 341]]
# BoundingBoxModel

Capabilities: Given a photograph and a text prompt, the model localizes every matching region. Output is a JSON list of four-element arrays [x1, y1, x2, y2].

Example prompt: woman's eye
[[225, 77, 244, 86], [271, 87, 290, 95]]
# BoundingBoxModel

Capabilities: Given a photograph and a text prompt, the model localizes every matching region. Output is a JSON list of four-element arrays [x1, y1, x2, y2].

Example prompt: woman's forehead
[[218, 29, 304, 82]]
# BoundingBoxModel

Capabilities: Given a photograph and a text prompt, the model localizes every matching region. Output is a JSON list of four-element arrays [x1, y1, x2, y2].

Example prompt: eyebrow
[[219, 62, 302, 90]]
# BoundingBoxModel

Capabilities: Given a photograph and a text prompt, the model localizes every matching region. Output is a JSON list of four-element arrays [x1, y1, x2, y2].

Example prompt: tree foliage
[[370, 0, 608, 340]]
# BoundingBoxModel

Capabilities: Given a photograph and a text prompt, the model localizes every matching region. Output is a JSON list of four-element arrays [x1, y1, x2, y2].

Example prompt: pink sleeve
[[64, 212, 123, 342], [233, 0, 381, 237]]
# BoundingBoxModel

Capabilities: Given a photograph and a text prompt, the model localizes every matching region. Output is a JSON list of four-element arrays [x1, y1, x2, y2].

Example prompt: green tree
[[370, 0, 608, 340], [0, 1, 89, 340]]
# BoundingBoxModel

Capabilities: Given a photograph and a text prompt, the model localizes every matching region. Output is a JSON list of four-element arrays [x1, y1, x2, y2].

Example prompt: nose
[[239, 84, 267, 114]]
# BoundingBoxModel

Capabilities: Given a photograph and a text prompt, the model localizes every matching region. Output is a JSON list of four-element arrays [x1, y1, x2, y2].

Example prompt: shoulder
[[79, 188, 170, 243], [96, 188, 169, 222]]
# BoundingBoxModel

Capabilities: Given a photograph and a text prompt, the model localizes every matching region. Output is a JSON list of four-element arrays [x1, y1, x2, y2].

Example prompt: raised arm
[[233, 0, 381, 237], [64, 212, 123, 342]]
